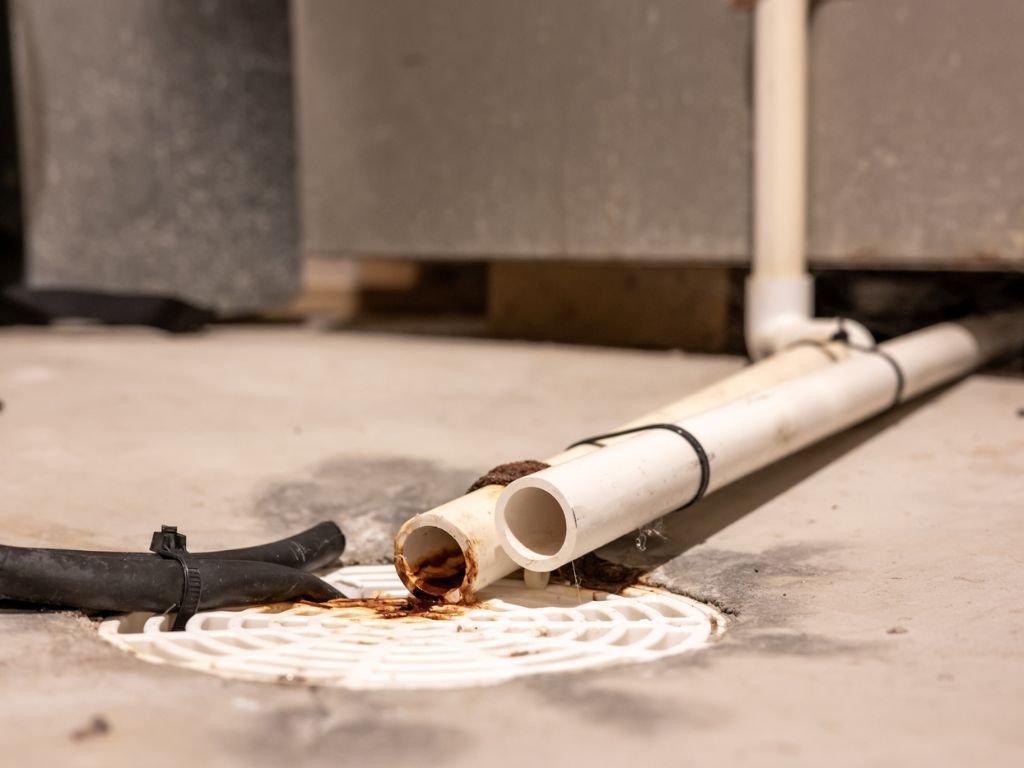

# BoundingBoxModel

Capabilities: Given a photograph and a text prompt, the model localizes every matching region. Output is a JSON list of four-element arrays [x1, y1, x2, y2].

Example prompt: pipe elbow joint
[[745, 274, 873, 359]]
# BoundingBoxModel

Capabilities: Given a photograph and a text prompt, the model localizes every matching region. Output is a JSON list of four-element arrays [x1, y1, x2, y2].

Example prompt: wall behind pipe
[[6, 1, 1023, 318], [298, 0, 1024, 270]]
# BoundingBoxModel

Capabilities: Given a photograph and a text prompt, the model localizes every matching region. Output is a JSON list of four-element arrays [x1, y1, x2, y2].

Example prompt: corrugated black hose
[[0, 522, 346, 629]]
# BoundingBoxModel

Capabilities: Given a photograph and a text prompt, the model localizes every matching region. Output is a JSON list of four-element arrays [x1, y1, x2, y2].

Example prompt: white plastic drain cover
[[99, 565, 724, 690]]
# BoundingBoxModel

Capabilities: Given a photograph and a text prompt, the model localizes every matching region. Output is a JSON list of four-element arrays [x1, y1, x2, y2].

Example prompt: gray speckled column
[[1, 0, 22, 283], [10, 0, 298, 312]]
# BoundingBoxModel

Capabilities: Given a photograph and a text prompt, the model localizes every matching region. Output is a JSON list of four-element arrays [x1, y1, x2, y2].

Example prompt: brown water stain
[[298, 595, 476, 621]]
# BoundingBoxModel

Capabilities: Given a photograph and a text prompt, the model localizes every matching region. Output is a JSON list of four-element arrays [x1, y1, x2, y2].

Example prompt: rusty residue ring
[[466, 460, 550, 493]]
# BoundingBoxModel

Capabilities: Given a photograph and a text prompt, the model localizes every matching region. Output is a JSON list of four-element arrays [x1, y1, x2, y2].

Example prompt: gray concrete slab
[[0, 327, 1022, 766]]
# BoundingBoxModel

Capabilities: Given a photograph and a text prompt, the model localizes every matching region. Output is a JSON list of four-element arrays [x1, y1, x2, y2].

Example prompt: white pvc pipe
[[496, 312, 1024, 573], [753, 0, 808, 282], [747, 0, 814, 358], [744, 0, 874, 358], [394, 340, 857, 601]]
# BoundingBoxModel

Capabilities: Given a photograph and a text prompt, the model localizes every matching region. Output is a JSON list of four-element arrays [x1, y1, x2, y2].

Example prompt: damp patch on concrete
[[251, 457, 478, 565], [579, 535, 875, 658], [640, 543, 837, 619], [639, 543, 876, 657]]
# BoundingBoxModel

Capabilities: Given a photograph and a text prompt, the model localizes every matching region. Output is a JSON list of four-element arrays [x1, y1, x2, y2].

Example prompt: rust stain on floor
[[298, 595, 477, 621]]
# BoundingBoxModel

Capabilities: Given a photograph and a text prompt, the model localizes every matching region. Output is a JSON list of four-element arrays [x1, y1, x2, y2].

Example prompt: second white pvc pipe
[[394, 340, 853, 601], [495, 313, 1024, 573]]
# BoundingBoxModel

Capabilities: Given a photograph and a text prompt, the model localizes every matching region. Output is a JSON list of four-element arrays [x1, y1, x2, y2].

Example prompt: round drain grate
[[99, 565, 724, 690]]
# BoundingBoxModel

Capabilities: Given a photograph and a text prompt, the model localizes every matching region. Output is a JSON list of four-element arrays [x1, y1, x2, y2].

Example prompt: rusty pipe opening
[[394, 525, 468, 603]]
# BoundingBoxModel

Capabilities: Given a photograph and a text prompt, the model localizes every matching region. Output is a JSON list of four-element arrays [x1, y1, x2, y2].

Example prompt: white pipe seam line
[[495, 314, 1024, 574]]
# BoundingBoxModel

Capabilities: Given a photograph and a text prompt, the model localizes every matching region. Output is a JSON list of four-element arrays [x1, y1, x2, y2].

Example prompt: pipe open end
[[499, 485, 568, 564], [395, 525, 469, 602]]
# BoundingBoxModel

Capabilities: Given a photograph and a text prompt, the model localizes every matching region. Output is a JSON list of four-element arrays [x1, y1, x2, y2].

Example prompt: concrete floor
[[1, 326, 1022, 767]]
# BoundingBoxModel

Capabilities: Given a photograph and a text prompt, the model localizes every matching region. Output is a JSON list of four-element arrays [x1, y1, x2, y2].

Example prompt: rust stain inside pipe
[[395, 530, 478, 604]]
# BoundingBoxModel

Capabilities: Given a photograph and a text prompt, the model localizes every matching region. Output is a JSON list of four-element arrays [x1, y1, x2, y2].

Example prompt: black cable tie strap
[[862, 346, 905, 408], [831, 317, 905, 409], [784, 319, 906, 410], [150, 525, 203, 631], [567, 423, 711, 510]]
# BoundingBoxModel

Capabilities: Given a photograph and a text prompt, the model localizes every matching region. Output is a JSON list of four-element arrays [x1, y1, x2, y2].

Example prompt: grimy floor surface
[[1, 326, 1021, 767]]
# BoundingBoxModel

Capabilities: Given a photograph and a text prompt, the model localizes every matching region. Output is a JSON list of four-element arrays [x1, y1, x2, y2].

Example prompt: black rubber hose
[[193, 521, 345, 571], [0, 546, 343, 613]]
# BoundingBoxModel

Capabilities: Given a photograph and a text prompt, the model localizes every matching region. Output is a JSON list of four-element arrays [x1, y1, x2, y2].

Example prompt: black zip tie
[[561, 321, 905, 515], [851, 344, 905, 408], [567, 424, 711, 510], [784, 319, 906, 410], [150, 525, 203, 631]]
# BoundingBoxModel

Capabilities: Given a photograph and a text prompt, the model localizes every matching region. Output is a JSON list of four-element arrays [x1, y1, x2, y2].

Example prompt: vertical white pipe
[[745, 0, 862, 359], [745, 0, 864, 358], [753, 0, 809, 281]]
